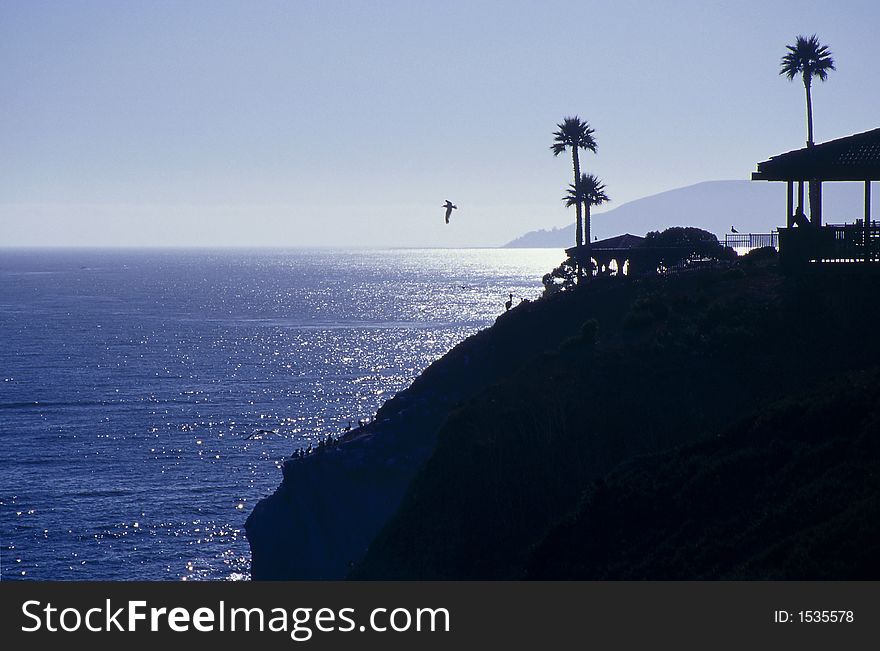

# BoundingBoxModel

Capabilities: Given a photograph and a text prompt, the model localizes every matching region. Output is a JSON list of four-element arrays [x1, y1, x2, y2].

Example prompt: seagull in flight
[[443, 200, 458, 224]]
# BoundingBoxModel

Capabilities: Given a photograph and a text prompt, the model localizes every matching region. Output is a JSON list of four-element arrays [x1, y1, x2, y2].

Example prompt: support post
[[797, 181, 804, 212], [585, 244, 592, 281], [786, 181, 794, 227], [810, 181, 822, 226], [866, 180, 873, 263]]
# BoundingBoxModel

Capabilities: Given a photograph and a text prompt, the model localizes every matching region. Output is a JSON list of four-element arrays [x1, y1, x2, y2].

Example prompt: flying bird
[[443, 200, 458, 224]]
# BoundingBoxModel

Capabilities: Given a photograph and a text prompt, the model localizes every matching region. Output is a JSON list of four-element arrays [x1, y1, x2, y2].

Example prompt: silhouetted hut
[[751, 128, 880, 267], [566, 233, 644, 276]]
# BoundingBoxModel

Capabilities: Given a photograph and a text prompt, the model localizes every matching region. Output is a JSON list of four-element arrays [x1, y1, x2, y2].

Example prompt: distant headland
[[503, 180, 872, 248]]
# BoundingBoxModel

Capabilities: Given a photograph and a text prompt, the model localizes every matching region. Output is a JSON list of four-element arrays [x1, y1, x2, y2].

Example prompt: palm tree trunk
[[804, 76, 821, 223], [584, 204, 591, 248], [571, 150, 583, 280], [572, 151, 582, 248], [804, 75, 814, 147], [584, 203, 592, 278]]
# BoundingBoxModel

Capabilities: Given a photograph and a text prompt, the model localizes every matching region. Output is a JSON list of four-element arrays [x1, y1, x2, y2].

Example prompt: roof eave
[[752, 168, 880, 182]]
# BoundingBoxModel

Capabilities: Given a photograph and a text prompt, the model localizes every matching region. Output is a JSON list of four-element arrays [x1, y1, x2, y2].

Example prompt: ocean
[[0, 248, 561, 580]]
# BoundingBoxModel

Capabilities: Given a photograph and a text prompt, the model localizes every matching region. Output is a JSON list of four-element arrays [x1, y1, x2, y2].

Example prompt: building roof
[[752, 127, 880, 182], [593, 233, 645, 250], [565, 234, 645, 257]]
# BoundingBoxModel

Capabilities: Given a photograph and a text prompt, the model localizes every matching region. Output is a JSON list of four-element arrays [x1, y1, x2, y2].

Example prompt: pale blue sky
[[1, 0, 878, 247]]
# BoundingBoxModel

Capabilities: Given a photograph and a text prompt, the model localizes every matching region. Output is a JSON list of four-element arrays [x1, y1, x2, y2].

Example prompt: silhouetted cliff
[[246, 271, 622, 579], [248, 257, 880, 580], [526, 371, 880, 579]]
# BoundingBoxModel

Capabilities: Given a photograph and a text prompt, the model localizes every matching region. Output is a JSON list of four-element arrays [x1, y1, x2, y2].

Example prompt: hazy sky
[[2, 0, 878, 247]]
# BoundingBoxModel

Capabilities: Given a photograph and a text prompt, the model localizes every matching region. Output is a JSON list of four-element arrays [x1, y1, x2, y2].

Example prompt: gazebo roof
[[593, 233, 645, 250], [752, 127, 880, 182], [565, 233, 644, 257]]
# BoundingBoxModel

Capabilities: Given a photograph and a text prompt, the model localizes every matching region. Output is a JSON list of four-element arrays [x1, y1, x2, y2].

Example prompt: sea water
[[0, 248, 561, 580]]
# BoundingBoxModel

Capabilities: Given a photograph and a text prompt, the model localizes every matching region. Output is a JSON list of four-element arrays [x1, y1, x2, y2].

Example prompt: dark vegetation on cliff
[[527, 371, 880, 579], [348, 255, 880, 579]]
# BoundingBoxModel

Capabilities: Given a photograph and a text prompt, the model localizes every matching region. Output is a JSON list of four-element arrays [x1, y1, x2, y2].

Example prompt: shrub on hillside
[[742, 246, 779, 266], [542, 257, 578, 296], [640, 227, 730, 271]]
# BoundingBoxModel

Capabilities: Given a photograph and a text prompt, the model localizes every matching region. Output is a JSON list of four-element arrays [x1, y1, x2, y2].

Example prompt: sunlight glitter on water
[[0, 248, 564, 580]]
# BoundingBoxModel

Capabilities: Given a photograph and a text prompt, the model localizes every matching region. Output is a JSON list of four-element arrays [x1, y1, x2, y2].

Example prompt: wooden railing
[[778, 222, 880, 265]]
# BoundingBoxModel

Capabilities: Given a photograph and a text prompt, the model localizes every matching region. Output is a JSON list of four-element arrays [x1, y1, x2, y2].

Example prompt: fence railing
[[724, 233, 779, 251], [778, 222, 880, 265]]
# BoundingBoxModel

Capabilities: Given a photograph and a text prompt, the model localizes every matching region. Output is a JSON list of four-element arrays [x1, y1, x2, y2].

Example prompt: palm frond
[[579, 173, 610, 207], [561, 181, 583, 207], [562, 174, 610, 207], [581, 124, 598, 153]]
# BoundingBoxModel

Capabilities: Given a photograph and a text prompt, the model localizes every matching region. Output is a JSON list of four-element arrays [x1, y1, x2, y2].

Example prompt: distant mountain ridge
[[504, 180, 870, 247]]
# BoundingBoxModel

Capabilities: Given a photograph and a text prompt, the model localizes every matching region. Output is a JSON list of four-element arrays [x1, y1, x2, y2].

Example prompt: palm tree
[[552, 117, 597, 247], [580, 173, 610, 250], [780, 35, 835, 223], [780, 34, 835, 147], [563, 173, 610, 276]]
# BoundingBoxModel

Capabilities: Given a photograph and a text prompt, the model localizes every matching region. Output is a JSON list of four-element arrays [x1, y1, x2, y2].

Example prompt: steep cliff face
[[351, 266, 880, 579], [249, 262, 880, 580], [246, 407, 441, 579], [246, 282, 624, 579], [245, 333, 477, 580]]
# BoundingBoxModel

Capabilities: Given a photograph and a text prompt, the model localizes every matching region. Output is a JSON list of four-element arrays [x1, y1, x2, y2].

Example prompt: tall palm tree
[[552, 117, 597, 247], [780, 35, 835, 223], [563, 173, 609, 277], [780, 34, 835, 147]]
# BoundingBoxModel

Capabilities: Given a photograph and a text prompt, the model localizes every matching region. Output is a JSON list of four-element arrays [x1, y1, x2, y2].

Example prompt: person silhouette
[[443, 200, 457, 224], [505, 293, 513, 312]]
